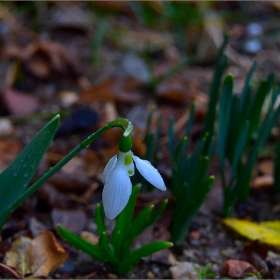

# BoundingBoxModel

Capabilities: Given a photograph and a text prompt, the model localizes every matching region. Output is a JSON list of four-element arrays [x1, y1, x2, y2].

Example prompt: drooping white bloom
[[102, 151, 166, 220]]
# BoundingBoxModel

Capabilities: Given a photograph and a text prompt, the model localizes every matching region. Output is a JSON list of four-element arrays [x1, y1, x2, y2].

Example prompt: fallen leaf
[[251, 175, 274, 189], [223, 218, 280, 246], [0, 140, 21, 172], [4, 40, 82, 79], [258, 159, 273, 175], [80, 78, 143, 104], [221, 259, 258, 278], [51, 209, 87, 235], [27, 231, 68, 277], [3, 89, 39, 115], [4, 236, 32, 276]]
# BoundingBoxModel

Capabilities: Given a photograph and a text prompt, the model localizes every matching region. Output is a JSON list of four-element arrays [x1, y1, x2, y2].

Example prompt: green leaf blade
[[0, 115, 60, 215]]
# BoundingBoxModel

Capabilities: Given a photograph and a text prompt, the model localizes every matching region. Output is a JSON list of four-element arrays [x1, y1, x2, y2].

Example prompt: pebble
[[147, 271, 155, 278], [170, 261, 201, 279], [0, 119, 13, 136]]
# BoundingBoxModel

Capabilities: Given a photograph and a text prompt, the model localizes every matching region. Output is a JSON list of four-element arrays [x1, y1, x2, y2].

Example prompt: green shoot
[[58, 185, 172, 275]]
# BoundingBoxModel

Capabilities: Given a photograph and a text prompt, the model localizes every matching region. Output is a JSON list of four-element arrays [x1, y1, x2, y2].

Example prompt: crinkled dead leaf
[[80, 78, 143, 104], [3, 40, 82, 79], [3, 89, 39, 116], [223, 218, 280, 246], [27, 231, 68, 277], [4, 236, 32, 276]]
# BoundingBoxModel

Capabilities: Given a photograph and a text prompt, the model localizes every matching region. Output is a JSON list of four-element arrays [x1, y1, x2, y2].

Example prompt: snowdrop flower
[[102, 135, 166, 219]]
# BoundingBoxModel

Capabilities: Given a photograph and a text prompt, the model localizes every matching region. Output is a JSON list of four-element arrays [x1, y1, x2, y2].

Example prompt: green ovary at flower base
[[102, 135, 166, 220]]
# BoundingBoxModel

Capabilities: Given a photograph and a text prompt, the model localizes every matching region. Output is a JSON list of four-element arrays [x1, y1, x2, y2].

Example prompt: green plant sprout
[[193, 263, 215, 279], [274, 140, 280, 193], [58, 185, 172, 275], [169, 104, 215, 243], [203, 34, 228, 152], [218, 65, 280, 217], [0, 117, 134, 230]]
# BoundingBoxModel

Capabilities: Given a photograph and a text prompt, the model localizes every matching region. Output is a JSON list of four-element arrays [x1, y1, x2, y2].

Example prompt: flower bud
[[118, 135, 132, 153]]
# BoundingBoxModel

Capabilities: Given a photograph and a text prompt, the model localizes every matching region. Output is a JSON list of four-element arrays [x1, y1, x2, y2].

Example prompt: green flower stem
[[2, 118, 133, 221]]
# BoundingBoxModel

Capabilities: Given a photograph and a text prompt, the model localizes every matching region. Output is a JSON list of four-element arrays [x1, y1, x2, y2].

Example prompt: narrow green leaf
[[0, 115, 60, 215], [240, 61, 257, 113], [175, 137, 187, 163], [169, 117, 175, 158], [218, 74, 233, 173], [112, 185, 140, 258], [231, 120, 250, 176], [204, 34, 228, 141], [184, 102, 195, 154], [172, 176, 214, 242], [247, 79, 269, 135], [119, 242, 173, 275], [274, 140, 280, 192], [153, 112, 162, 167], [99, 232, 118, 266], [57, 225, 104, 262], [95, 203, 106, 236]]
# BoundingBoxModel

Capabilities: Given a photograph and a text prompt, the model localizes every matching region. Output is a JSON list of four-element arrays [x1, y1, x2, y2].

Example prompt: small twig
[[0, 263, 23, 279]]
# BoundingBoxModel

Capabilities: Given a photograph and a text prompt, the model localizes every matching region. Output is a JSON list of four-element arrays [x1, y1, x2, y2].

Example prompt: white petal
[[133, 155, 166, 191], [102, 153, 132, 219], [102, 155, 117, 183], [124, 151, 135, 177]]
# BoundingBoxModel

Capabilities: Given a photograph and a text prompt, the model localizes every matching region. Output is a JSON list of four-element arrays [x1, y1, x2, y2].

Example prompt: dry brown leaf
[[251, 175, 274, 189], [80, 78, 143, 104], [0, 140, 21, 172], [27, 231, 68, 277], [4, 236, 32, 276], [3, 89, 39, 116], [258, 159, 273, 175], [3, 40, 82, 79]]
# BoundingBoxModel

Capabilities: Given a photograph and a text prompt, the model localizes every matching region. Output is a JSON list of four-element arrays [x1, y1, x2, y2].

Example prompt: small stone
[[108, 273, 118, 279], [221, 259, 258, 278], [80, 231, 99, 245], [147, 271, 155, 279], [0, 119, 13, 136], [170, 261, 201, 279], [267, 251, 280, 267]]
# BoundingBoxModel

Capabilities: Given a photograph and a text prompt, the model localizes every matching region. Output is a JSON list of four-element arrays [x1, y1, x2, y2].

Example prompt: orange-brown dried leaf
[[3, 40, 82, 79], [27, 231, 68, 277], [0, 140, 21, 172], [251, 175, 274, 189], [80, 78, 143, 104]]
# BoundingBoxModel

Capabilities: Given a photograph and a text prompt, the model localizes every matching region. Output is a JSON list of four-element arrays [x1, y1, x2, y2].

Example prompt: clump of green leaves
[[274, 140, 280, 193], [218, 63, 280, 217], [169, 104, 215, 243], [58, 185, 172, 275]]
